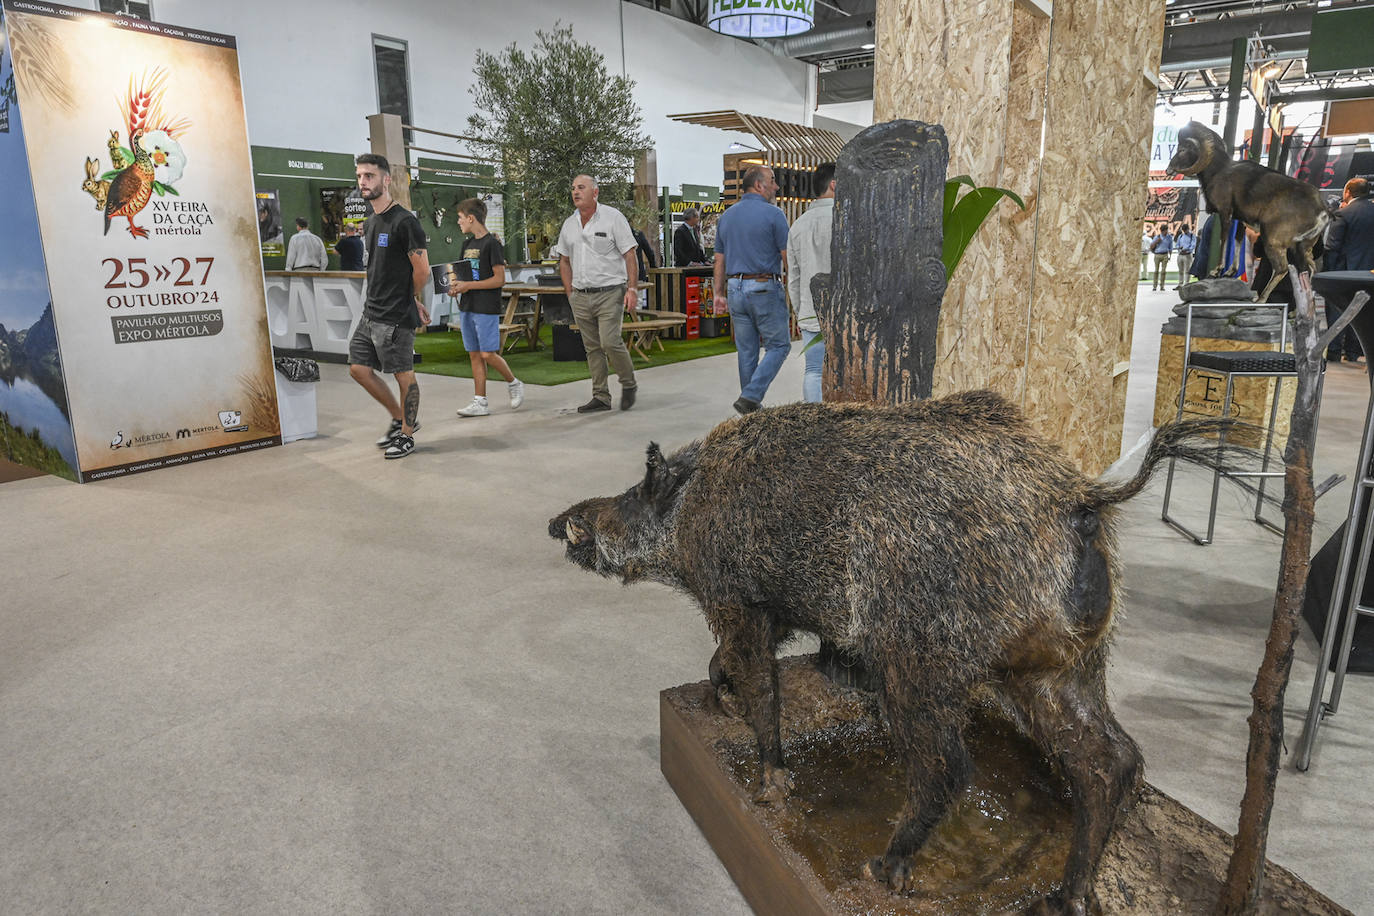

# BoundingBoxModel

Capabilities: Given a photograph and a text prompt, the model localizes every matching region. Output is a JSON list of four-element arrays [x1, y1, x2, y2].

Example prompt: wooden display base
[[661, 656, 1349, 915]]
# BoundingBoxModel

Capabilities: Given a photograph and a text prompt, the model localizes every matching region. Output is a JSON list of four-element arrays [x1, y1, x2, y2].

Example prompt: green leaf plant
[[942, 175, 1026, 276]]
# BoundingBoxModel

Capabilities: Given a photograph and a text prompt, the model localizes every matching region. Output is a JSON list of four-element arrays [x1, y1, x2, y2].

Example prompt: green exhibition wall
[[251, 146, 358, 271]]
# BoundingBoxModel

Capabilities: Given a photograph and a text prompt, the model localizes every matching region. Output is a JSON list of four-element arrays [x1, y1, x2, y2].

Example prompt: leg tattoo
[[404, 382, 420, 430]]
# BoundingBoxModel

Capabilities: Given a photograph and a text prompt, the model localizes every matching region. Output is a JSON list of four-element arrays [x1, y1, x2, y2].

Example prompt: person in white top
[[786, 163, 835, 403], [554, 174, 639, 413], [285, 217, 328, 270]]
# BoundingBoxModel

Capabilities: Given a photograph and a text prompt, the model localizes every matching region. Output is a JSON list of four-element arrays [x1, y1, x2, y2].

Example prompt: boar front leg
[[708, 643, 745, 719], [716, 607, 793, 805], [1005, 663, 1142, 916]]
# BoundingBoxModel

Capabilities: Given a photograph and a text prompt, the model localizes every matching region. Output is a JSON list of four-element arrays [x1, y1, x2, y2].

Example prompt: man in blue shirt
[[1174, 224, 1196, 289], [1150, 225, 1174, 291], [713, 165, 790, 414]]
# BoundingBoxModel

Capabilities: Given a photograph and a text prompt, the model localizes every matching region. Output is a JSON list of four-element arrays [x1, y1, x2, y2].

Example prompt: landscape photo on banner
[[0, 34, 76, 481], [2, 0, 279, 480]]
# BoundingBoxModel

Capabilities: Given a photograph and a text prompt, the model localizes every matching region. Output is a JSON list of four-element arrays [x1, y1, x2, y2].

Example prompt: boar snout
[[547, 512, 591, 545]]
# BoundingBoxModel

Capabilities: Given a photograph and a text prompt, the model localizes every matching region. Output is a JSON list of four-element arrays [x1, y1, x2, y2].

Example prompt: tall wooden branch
[[812, 119, 948, 405], [1218, 273, 1370, 913]]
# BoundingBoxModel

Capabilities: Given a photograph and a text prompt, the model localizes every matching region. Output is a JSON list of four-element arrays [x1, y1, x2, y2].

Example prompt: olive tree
[[466, 24, 651, 252]]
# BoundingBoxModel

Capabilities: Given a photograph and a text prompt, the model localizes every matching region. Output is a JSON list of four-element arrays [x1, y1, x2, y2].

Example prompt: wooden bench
[[624, 310, 688, 361], [565, 310, 688, 362]]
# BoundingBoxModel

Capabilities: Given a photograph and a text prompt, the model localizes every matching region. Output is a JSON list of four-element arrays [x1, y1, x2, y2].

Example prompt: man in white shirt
[[786, 163, 835, 403], [285, 217, 328, 271], [554, 174, 639, 412]]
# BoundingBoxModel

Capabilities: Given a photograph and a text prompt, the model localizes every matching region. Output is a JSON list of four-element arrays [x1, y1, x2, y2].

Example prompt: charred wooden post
[[812, 120, 949, 404], [809, 120, 949, 687], [1219, 272, 1370, 913]]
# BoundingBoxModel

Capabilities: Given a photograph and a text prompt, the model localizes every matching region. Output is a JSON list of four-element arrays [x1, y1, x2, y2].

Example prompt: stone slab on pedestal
[[661, 656, 1348, 915], [1180, 279, 1259, 302]]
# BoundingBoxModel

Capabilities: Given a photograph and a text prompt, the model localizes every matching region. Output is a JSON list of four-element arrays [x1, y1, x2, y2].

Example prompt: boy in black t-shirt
[[448, 198, 523, 417], [347, 153, 430, 459]]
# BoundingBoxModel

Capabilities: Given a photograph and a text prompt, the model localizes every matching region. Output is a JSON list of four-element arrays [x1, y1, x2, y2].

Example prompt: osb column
[[875, 0, 1165, 475], [635, 149, 661, 261], [874, 0, 1047, 411], [1024, 1, 1165, 473], [368, 112, 411, 209]]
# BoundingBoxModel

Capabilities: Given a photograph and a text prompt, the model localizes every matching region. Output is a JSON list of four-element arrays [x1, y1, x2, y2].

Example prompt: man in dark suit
[[1325, 177, 1374, 362], [673, 208, 708, 266]]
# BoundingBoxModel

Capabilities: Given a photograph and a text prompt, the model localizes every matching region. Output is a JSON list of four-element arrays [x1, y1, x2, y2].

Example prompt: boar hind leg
[[717, 608, 793, 805], [1005, 663, 1142, 916], [864, 671, 974, 894]]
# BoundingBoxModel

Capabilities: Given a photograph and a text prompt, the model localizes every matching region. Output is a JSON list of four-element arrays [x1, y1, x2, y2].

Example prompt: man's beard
[[360, 186, 382, 201]]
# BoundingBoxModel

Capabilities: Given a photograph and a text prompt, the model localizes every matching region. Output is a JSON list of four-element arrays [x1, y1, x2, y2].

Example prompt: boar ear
[[643, 441, 667, 493], [642, 441, 687, 514]]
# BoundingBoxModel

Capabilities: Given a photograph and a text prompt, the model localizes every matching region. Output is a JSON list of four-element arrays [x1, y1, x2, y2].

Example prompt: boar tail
[[1086, 418, 1256, 508]]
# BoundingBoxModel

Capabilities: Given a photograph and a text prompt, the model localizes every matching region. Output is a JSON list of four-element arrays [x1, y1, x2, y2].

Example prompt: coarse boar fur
[[1167, 120, 1329, 304], [549, 390, 1230, 915]]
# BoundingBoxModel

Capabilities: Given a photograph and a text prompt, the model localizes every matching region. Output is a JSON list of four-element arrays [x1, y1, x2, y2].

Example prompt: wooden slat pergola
[[667, 110, 846, 169]]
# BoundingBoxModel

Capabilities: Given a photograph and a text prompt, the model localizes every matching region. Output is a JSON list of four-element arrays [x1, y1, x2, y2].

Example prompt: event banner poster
[[2, 0, 279, 481]]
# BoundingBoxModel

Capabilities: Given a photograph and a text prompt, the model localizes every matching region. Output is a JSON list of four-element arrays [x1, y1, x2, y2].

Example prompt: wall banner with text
[[2, 0, 279, 481]]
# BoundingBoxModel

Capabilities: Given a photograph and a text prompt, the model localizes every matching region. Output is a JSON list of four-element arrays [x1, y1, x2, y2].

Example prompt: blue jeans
[[800, 330, 824, 403], [729, 277, 790, 404]]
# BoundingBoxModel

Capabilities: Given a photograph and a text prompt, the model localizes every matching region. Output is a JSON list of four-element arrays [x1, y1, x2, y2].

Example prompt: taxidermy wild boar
[[549, 391, 1236, 915], [1167, 120, 1329, 304]]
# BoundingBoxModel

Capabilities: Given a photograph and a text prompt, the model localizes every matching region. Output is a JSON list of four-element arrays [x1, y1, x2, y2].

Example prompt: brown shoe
[[577, 398, 612, 413], [620, 387, 637, 411]]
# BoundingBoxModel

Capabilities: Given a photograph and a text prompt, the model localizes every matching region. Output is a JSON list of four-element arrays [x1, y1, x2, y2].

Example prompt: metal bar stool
[[1160, 300, 1321, 545]]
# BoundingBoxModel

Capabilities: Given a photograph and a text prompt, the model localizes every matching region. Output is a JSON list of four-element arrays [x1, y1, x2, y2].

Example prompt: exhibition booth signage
[[0, 1, 279, 481]]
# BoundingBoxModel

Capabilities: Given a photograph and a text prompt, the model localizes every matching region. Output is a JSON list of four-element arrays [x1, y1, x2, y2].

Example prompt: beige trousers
[[570, 286, 637, 404]]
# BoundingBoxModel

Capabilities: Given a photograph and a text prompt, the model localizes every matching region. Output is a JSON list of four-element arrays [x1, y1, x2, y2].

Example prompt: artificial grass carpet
[[412, 324, 738, 386]]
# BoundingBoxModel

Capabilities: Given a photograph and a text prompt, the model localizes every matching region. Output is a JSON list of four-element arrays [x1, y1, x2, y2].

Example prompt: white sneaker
[[508, 379, 525, 410], [457, 396, 490, 417]]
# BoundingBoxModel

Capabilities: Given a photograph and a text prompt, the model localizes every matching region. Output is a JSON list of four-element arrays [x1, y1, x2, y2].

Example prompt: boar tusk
[[566, 521, 582, 544]]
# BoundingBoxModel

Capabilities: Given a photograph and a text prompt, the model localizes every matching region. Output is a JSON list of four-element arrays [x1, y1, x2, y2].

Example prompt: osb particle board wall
[[875, 0, 1166, 475]]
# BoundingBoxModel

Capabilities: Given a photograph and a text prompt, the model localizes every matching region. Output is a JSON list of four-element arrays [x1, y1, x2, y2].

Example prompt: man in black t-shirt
[[347, 153, 431, 459], [448, 197, 522, 417]]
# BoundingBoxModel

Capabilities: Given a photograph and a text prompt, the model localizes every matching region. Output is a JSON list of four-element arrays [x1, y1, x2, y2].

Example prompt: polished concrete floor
[[2, 288, 1371, 914]]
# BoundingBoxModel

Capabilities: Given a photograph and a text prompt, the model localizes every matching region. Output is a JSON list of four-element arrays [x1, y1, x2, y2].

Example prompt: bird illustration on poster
[[79, 67, 190, 238]]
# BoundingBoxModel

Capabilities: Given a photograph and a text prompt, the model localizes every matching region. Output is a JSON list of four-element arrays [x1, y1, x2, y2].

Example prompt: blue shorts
[[459, 311, 501, 352]]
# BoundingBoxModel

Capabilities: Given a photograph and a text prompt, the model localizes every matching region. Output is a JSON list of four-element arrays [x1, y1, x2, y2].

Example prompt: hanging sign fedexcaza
[[707, 0, 814, 38], [1, 0, 279, 480]]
